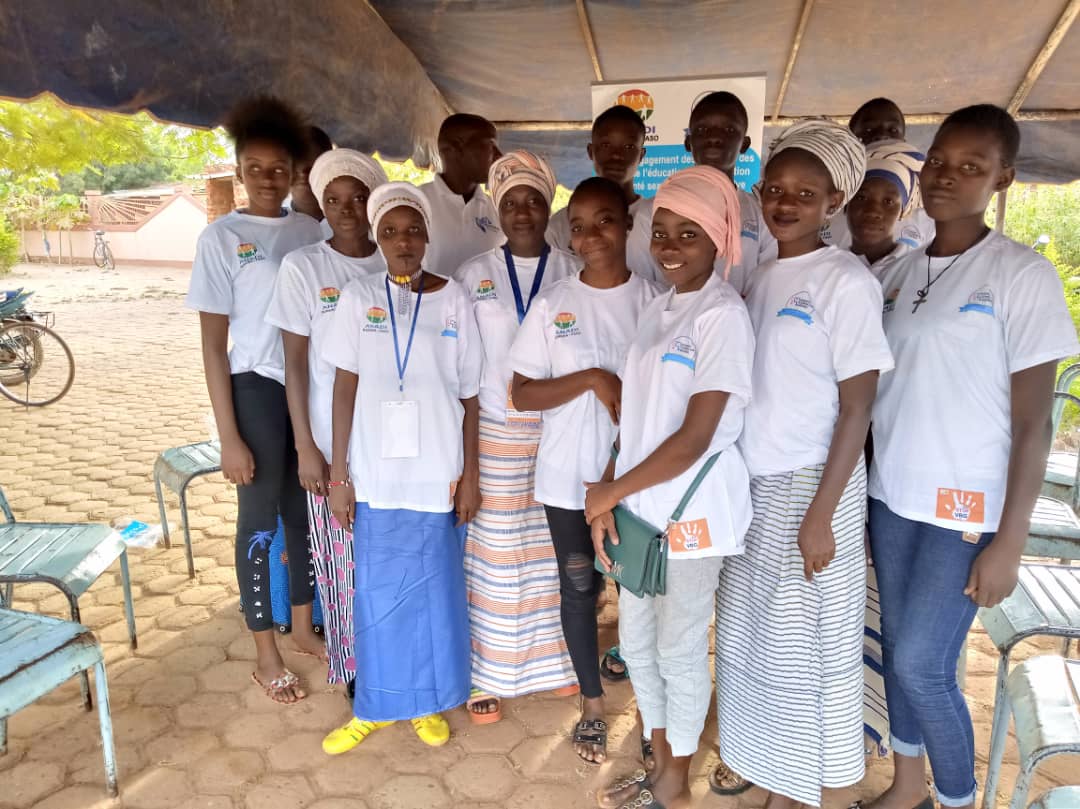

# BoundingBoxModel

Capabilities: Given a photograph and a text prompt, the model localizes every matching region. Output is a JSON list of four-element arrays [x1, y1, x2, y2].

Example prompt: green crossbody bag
[[595, 453, 720, 598]]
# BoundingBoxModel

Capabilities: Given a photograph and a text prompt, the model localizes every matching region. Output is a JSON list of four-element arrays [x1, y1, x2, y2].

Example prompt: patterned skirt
[[463, 416, 575, 697], [714, 459, 868, 807], [307, 492, 355, 684]]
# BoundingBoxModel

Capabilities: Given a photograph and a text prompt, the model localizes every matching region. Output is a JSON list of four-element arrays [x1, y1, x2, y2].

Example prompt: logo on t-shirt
[[477, 279, 497, 300], [740, 218, 759, 241], [935, 488, 986, 524], [883, 287, 900, 314], [669, 518, 712, 553], [777, 291, 815, 324], [236, 242, 267, 268], [475, 216, 496, 233], [959, 286, 995, 317], [553, 312, 581, 339], [899, 224, 921, 248], [441, 316, 458, 338], [363, 306, 389, 332], [319, 287, 341, 313], [661, 336, 697, 370]]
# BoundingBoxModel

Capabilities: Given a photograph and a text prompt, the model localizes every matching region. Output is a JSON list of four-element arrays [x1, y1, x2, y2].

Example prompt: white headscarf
[[366, 181, 432, 237], [767, 119, 867, 205], [864, 139, 925, 218], [309, 149, 388, 212]]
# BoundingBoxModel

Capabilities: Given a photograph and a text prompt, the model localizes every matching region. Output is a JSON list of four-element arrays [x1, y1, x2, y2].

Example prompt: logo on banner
[[777, 291, 815, 325], [617, 88, 655, 122], [364, 306, 388, 332], [553, 312, 580, 338], [959, 286, 995, 316]]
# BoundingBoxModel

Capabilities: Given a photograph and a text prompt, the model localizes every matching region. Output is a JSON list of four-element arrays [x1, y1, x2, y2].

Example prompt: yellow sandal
[[411, 713, 450, 747], [322, 717, 393, 755]]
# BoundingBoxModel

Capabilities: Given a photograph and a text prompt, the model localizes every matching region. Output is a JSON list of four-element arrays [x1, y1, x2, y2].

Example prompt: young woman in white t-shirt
[[509, 176, 661, 765], [865, 106, 1079, 809], [266, 149, 388, 691], [457, 151, 580, 724], [586, 166, 755, 809], [713, 120, 894, 809], [321, 182, 482, 755], [184, 97, 324, 704]]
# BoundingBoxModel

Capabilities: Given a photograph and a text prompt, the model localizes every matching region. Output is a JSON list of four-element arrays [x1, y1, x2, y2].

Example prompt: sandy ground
[[0, 259, 1075, 809]]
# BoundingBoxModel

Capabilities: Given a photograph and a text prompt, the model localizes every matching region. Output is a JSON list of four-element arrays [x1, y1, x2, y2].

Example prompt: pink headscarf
[[653, 166, 742, 278]]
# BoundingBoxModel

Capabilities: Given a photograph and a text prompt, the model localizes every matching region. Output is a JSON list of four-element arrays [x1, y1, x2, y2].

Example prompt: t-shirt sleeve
[[322, 287, 361, 375], [265, 253, 314, 336], [184, 228, 233, 314], [545, 209, 571, 252], [826, 267, 895, 381], [455, 288, 483, 399], [509, 296, 552, 380], [691, 303, 755, 408], [1003, 257, 1080, 373]]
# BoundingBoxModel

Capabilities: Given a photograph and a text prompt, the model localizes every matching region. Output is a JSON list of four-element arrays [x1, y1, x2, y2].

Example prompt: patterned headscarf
[[864, 139, 925, 218], [487, 150, 558, 210], [767, 118, 867, 206], [653, 166, 742, 277], [309, 149, 388, 212], [366, 182, 432, 237]]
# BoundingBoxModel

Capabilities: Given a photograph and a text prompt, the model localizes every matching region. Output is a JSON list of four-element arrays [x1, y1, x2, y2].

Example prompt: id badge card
[[505, 382, 541, 428], [381, 400, 420, 458]]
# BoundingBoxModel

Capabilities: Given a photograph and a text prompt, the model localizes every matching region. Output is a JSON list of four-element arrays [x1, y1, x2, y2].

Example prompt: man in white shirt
[[419, 114, 503, 278]]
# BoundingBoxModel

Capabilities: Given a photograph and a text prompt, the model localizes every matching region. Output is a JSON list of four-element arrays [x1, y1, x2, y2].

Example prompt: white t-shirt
[[322, 274, 483, 513], [418, 175, 503, 278], [740, 245, 894, 477], [870, 231, 1080, 532], [185, 209, 324, 384], [546, 196, 665, 285], [617, 273, 755, 559], [823, 207, 935, 251], [458, 245, 581, 419], [854, 241, 911, 282], [265, 241, 387, 459], [509, 272, 661, 510], [723, 189, 779, 296]]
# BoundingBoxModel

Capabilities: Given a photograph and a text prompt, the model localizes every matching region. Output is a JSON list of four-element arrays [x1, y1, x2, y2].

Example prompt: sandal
[[552, 683, 580, 697], [250, 669, 306, 703], [708, 759, 751, 796], [601, 769, 666, 809], [600, 646, 629, 682], [849, 799, 934, 809], [572, 716, 608, 764], [321, 717, 393, 755], [411, 713, 451, 747], [467, 687, 502, 725], [640, 736, 655, 771]]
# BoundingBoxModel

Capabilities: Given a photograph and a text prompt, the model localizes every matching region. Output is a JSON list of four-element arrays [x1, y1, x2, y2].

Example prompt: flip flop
[[849, 799, 934, 809], [600, 769, 667, 809], [467, 687, 502, 725], [552, 683, 580, 697], [250, 669, 306, 704], [600, 646, 629, 682], [708, 759, 751, 796], [641, 736, 655, 771]]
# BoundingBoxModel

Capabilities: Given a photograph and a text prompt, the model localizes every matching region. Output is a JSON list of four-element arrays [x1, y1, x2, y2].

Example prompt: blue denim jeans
[[868, 499, 993, 808]]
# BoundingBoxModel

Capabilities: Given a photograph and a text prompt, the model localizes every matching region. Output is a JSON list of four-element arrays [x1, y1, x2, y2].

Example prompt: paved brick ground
[[0, 260, 1073, 808]]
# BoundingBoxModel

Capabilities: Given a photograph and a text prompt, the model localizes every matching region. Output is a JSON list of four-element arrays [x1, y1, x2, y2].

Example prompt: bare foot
[[857, 786, 934, 809], [289, 624, 327, 661]]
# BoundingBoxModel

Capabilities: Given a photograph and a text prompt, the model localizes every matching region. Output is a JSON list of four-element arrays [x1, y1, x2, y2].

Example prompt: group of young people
[[185, 91, 1078, 809]]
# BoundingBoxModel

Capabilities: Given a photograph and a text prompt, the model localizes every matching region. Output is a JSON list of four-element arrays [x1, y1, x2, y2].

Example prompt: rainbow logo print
[[617, 88, 655, 122], [319, 287, 340, 304], [366, 306, 387, 324], [236, 243, 257, 259], [478, 279, 495, 294], [554, 312, 576, 330]]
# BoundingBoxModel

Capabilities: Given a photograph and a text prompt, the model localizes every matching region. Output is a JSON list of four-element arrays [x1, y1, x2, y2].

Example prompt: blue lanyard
[[503, 244, 549, 324], [384, 273, 424, 393]]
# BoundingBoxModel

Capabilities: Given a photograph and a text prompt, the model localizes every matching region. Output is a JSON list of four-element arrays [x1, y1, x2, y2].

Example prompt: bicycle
[[93, 230, 115, 270], [0, 289, 75, 407]]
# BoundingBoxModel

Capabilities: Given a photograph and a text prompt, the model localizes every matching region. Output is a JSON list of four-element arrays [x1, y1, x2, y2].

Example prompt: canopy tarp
[[2, 1, 1078, 184]]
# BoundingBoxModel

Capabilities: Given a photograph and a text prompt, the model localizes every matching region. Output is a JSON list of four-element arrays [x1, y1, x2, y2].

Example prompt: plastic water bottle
[[113, 519, 164, 548]]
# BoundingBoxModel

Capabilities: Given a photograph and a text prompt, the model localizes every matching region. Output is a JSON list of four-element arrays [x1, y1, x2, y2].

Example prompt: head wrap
[[308, 148, 388, 212], [863, 139, 925, 218], [366, 181, 432, 238], [653, 166, 742, 277], [487, 150, 558, 210], [766, 118, 867, 207]]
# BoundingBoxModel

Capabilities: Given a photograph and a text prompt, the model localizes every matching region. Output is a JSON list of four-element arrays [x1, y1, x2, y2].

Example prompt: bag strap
[[669, 453, 721, 524]]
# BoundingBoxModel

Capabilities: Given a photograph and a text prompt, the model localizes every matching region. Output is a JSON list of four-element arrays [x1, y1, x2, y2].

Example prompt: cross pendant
[[911, 291, 928, 314]]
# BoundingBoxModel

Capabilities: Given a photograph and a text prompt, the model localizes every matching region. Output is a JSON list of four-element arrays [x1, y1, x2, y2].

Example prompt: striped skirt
[[714, 460, 867, 807], [307, 492, 355, 684], [464, 416, 575, 697], [864, 564, 890, 756]]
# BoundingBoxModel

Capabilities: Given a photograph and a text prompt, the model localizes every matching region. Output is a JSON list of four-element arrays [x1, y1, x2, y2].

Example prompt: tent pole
[[1007, 0, 1080, 114], [576, 0, 604, 82], [772, 0, 816, 121], [994, 189, 1008, 233]]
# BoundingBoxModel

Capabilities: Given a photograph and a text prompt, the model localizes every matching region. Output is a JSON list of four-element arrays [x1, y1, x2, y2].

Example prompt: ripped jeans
[[544, 505, 604, 699]]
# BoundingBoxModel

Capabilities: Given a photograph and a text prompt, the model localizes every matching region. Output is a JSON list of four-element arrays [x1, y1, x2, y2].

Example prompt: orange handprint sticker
[[669, 519, 713, 553], [935, 488, 985, 523]]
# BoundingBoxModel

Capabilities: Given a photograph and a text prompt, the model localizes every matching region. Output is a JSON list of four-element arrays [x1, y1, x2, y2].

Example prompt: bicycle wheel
[[103, 243, 115, 270], [0, 321, 75, 406]]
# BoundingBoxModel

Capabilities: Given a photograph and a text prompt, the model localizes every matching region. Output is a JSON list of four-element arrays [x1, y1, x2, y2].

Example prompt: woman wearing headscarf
[[267, 148, 389, 689], [320, 181, 483, 754], [457, 151, 581, 723], [713, 120, 894, 809], [846, 141, 926, 279], [586, 165, 755, 809]]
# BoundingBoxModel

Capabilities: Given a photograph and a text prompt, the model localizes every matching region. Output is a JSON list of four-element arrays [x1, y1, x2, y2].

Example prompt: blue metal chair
[[1030, 786, 1080, 809], [153, 440, 221, 579], [0, 607, 118, 796], [0, 485, 136, 710]]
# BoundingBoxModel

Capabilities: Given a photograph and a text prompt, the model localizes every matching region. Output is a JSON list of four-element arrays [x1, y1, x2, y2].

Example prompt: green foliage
[[0, 218, 19, 276]]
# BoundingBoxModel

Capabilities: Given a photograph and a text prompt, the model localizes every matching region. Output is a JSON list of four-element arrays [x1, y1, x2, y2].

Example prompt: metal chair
[[0, 485, 136, 710], [152, 440, 221, 579], [1042, 366, 1080, 509], [982, 655, 1080, 809], [0, 607, 118, 797], [1030, 786, 1080, 809]]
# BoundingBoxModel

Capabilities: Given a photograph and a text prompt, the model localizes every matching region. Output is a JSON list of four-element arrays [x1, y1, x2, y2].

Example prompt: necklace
[[911, 228, 988, 314], [387, 269, 422, 317]]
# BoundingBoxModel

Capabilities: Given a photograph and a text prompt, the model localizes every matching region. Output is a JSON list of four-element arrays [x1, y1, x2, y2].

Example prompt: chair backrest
[[1052, 363, 1080, 432], [0, 486, 12, 523], [1052, 392, 1080, 513]]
